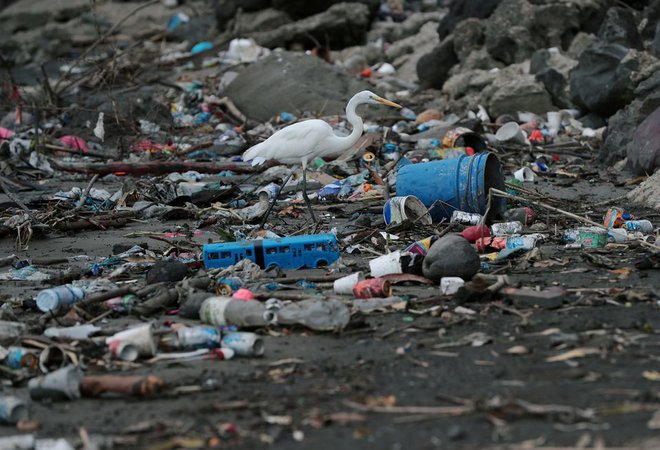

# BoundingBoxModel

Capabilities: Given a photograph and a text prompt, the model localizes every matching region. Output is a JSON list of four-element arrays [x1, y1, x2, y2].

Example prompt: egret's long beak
[[375, 96, 402, 109]]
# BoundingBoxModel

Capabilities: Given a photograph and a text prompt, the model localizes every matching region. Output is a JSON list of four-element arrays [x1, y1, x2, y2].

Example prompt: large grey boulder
[[437, 0, 503, 39], [248, 3, 371, 50], [627, 170, 660, 211], [423, 235, 480, 282], [488, 75, 555, 117], [0, 0, 88, 33], [627, 106, 660, 175], [225, 51, 371, 122]]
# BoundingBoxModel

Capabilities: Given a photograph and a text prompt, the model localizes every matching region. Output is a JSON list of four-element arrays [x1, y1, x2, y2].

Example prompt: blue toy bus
[[203, 234, 341, 270]]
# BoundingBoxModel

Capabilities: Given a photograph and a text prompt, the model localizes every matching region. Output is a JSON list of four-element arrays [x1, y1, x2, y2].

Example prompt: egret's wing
[[242, 120, 335, 164]]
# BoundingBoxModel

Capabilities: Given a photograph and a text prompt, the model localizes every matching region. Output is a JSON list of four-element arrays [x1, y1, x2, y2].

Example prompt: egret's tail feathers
[[242, 144, 267, 165]]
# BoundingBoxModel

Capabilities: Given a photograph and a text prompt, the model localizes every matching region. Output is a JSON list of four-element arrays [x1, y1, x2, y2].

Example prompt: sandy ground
[[1, 174, 659, 449]]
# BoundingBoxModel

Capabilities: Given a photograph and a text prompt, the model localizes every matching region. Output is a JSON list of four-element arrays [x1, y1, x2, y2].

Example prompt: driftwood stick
[[51, 160, 276, 176]]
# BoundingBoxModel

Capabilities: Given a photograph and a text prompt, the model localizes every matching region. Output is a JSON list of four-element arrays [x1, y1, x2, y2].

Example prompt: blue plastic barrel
[[396, 153, 506, 222]]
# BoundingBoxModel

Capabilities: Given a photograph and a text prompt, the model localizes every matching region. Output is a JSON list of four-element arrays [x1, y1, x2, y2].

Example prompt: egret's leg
[[301, 161, 317, 223], [259, 167, 296, 229]]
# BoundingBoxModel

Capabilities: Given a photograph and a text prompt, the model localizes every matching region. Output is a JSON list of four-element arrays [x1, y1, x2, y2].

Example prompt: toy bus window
[[208, 252, 219, 260], [220, 251, 231, 259], [279, 247, 290, 253], [266, 247, 277, 254], [317, 244, 326, 251], [304, 244, 314, 251], [246, 249, 252, 256]]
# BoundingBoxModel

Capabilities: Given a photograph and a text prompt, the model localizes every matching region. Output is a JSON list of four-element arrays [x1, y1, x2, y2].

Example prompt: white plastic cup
[[514, 167, 535, 182], [36, 285, 85, 313], [546, 111, 561, 136], [441, 277, 465, 295], [221, 332, 264, 357], [333, 272, 365, 295], [496, 122, 527, 144], [369, 251, 403, 277], [0, 396, 28, 423], [106, 323, 156, 357], [108, 341, 139, 362], [28, 365, 82, 401]]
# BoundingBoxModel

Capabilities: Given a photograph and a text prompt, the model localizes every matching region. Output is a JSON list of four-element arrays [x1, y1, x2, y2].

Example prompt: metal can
[[491, 221, 523, 236], [450, 211, 482, 225], [0, 396, 28, 424], [504, 234, 542, 250], [256, 183, 280, 202], [564, 227, 607, 248], [176, 326, 221, 350], [216, 277, 243, 296], [6, 346, 38, 370], [353, 278, 392, 299]]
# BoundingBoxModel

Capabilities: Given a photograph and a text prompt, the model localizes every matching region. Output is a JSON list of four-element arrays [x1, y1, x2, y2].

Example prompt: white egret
[[242, 90, 402, 225]]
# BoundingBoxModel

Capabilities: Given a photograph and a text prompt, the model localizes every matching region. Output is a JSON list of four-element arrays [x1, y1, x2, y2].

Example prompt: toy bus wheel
[[316, 259, 328, 268], [266, 263, 280, 271]]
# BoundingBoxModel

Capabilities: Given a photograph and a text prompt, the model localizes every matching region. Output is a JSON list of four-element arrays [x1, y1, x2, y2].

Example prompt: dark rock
[[422, 234, 480, 282], [233, 8, 292, 34], [529, 49, 551, 75], [642, 0, 660, 40], [569, 42, 639, 116], [146, 260, 189, 284], [249, 3, 371, 50], [273, 0, 380, 20], [484, 0, 535, 65], [579, 112, 607, 129], [601, 93, 660, 164], [167, 15, 217, 43], [597, 7, 643, 49], [452, 18, 485, 61], [628, 106, 660, 175], [535, 68, 570, 108], [416, 35, 459, 89], [215, 0, 271, 32], [654, 22, 660, 57], [225, 51, 371, 122], [0, 0, 88, 33], [437, 0, 503, 39]]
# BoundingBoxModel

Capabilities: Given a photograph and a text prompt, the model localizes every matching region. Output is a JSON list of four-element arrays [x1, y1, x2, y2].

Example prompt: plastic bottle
[[276, 299, 350, 331], [174, 326, 221, 350], [36, 285, 85, 313], [624, 220, 653, 234], [200, 297, 276, 328]]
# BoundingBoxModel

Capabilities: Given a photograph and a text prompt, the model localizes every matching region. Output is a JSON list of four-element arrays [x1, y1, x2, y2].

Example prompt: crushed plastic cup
[[221, 332, 264, 357], [369, 251, 404, 277], [38, 345, 70, 373], [333, 272, 365, 295], [28, 365, 82, 401]]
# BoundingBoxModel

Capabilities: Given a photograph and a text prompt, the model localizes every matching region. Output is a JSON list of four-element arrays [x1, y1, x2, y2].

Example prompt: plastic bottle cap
[[36, 290, 59, 312]]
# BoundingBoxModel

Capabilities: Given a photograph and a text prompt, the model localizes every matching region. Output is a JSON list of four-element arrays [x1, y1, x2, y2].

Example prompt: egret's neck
[[344, 96, 364, 147]]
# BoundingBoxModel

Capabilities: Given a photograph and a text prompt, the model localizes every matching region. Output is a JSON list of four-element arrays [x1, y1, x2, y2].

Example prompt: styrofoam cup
[[28, 365, 82, 401], [333, 272, 365, 295], [108, 341, 139, 362], [514, 167, 535, 182], [369, 251, 403, 277]]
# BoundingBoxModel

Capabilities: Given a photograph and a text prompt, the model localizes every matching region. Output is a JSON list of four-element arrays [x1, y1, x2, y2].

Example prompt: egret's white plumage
[[244, 90, 401, 225], [242, 90, 401, 168]]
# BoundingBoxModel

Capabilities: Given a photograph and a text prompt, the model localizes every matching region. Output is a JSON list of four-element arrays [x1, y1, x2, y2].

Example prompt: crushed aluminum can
[[353, 278, 392, 299], [450, 211, 482, 225], [256, 183, 280, 201], [491, 221, 523, 236], [6, 346, 38, 370]]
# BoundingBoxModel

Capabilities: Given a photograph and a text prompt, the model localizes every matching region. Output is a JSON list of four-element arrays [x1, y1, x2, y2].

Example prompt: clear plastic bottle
[[276, 299, 350, 331], [36, 285, 85, 312]]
